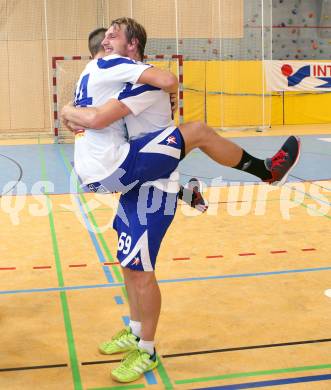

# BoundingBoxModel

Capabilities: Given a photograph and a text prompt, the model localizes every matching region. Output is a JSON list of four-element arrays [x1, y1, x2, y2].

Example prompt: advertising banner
[[265, 61, 331, 91]]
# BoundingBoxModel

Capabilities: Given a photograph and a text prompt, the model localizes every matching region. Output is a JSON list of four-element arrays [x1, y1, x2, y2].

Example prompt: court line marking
[[88, 384, 145, 390], [175, 363, 331, 385], [294, 197, 331, 220], [163, 338, 331, 358], [1, 265, 331, 295], [104, 262, 120, 265], [0, 153, 23, 196], [286, 181, 331, 207], [0, 246, 318, 271], [39, 143, 83, 390], [114, 295, 124, 305], [82, 359, 122, 366], [171, 247, 317, 262], [193, 373, 331, 390], [0, 363, 68, 372], [82, 338, 331, 365]]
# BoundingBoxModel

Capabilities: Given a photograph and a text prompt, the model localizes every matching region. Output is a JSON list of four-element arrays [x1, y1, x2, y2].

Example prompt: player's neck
[[94, 52, 105, 59], [131, 54, 141, 62], [127, 50, 142, 62]]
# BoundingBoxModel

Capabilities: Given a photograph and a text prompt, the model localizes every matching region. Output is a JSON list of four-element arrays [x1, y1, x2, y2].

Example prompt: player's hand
[[170, 92, 178, 115], [65, 120, 86, 134], [61, 116, 72, 131], [61, 101, 75, 119], [61, 111, 85, 133], [68, 121, 85, 132]]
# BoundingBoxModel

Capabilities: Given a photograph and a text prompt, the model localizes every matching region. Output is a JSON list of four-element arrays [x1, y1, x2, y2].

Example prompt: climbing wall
[[272, 0, 331, 60]]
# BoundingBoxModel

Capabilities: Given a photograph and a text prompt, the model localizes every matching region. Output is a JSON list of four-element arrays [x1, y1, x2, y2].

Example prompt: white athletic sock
[[129, 320, 141, 338], [138, 339, 155, 356]]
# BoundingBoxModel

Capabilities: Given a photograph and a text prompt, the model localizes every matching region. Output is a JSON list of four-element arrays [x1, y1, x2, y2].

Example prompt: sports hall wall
[[0, 0, 330, 136]]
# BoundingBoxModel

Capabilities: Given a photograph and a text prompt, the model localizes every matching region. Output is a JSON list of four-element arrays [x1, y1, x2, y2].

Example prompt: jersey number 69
[[118, 232, 132, 255]]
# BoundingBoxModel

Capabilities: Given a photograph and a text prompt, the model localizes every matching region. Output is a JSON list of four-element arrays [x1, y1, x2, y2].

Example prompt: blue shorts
[[113, 185, 178, 271], [87, 126, 184, 194]]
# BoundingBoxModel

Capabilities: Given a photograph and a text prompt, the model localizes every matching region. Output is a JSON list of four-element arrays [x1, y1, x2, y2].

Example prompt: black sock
[[234, 150, 272, 181], [150, 349, 157, 361]]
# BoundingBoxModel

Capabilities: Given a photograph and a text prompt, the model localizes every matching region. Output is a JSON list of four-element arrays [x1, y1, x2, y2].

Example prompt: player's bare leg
[[123, 268, 161, 343], [110, 268, 160, 383], [98, 268, 142, 355], [179, 121, 301, 186], [180, 121, 243, 166], [123, 267, 141, 322]]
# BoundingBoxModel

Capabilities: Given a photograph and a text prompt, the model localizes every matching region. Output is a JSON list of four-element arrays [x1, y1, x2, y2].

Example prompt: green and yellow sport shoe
[[111, 348, 158, 383], [99, 327, 139, 355]]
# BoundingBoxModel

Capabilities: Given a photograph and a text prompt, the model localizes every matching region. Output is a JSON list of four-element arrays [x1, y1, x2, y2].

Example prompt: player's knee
[[180, 121, 201, 143], [190, 121, 209, 141], [134, 271, 157, 292]]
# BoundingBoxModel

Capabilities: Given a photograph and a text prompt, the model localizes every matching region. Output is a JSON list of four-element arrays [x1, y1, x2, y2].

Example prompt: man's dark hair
[[88, 27, 107, 58], [111, 17, 147, 60]]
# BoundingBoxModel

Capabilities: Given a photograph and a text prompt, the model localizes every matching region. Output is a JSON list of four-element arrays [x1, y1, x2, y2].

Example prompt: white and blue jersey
[[73, 54, 151, 185], [117, 76, 175, 140]]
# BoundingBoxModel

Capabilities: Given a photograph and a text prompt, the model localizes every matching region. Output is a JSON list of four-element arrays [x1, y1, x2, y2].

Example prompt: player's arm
[[99, 57, 178, 93], [61, 99, 131, 130], [137, 67, 178, 93]]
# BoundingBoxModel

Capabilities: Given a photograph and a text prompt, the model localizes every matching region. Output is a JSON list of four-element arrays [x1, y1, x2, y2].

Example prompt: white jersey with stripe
[[114, 61, 174, 139], [73, 54, 151, 184], [117, 84, 174, 139], [112, 73, 178, 194]]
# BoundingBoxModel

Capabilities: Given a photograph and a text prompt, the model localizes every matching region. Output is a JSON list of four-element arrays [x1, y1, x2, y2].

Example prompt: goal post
[[52, 56, 91, 143]]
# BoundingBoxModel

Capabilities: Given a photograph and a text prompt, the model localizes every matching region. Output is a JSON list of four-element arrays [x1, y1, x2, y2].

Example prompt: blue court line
[[114, 296, 124, 305], [55, 145, 114, 283], [122, 315, 130, 326], [144, 367, 158, 385], [194, 373, 331, 389], [1, 265, 331, 296]]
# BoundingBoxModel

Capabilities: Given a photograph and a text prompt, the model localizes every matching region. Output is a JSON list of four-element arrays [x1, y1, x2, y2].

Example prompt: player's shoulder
[[97, 54, 139, 69]]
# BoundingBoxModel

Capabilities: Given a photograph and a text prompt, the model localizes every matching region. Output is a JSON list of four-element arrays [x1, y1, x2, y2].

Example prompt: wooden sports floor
[[0, 125, 330, 390]]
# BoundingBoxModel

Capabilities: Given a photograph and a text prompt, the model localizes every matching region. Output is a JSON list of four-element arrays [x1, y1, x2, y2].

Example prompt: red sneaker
[[264, 136, 301, 186]]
